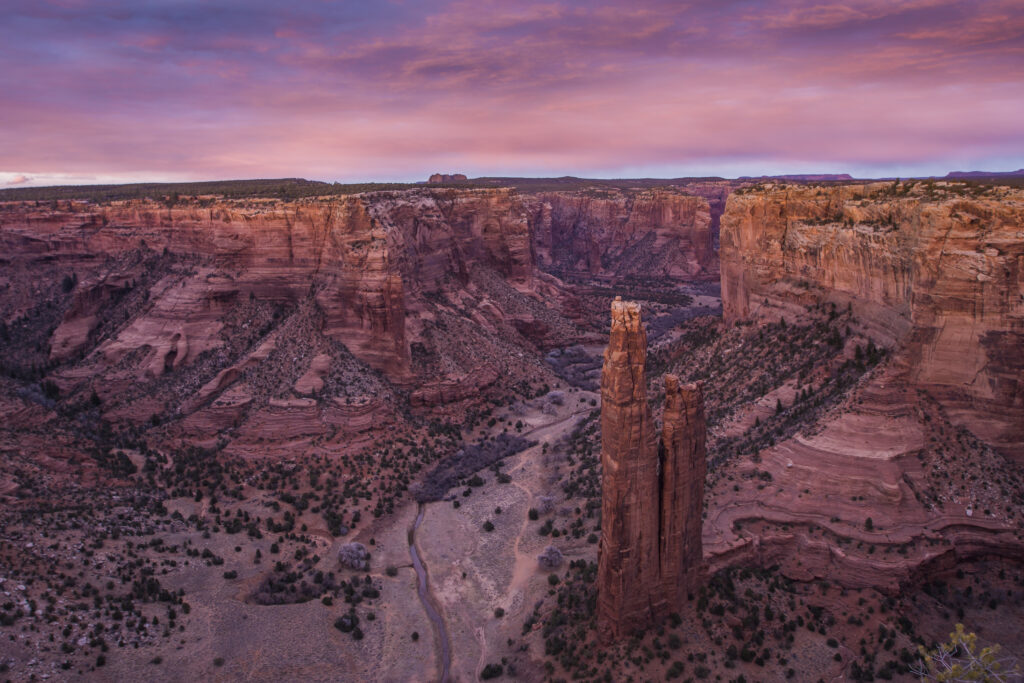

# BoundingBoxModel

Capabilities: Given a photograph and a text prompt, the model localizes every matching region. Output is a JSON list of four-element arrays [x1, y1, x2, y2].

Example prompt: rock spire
[[597, 297, 706, 641]]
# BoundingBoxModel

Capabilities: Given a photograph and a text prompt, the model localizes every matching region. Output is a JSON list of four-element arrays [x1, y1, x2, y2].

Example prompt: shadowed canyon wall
[[527, 190, 715, 281]]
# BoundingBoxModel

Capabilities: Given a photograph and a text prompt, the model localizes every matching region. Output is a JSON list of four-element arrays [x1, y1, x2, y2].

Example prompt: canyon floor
[[3, 283, 1020, 683]]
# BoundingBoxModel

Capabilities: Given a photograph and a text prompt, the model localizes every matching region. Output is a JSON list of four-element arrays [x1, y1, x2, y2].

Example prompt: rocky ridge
[[697, 181, 1024, 591]]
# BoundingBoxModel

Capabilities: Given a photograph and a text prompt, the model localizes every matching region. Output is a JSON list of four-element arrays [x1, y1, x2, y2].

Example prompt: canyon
[[0, 188, 584, 443], [0, 178, 1021, 682], [684, 182, 1024, 592]]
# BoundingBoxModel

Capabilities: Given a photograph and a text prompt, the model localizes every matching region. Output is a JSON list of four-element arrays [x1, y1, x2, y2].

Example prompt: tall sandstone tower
[[597, 297, 706, 641]]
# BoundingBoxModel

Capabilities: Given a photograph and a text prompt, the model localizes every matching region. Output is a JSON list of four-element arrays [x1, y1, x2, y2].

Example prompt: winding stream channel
[[409, 504, 451, 683], [404, 410, 592, 682]]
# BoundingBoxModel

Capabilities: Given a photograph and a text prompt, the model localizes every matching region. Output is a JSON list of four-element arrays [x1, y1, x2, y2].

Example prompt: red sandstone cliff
[[720, 182, 1024, 460], [0, 188, 590, 439], [0, 189, 550, 378]]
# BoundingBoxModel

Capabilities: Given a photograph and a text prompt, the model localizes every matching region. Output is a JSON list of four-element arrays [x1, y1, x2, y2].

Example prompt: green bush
[[481, 663, 504, 679]]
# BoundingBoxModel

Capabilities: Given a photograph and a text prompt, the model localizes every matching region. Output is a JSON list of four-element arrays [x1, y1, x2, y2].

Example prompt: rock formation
[[720, 182, 1024, 461], [706, 180, 1024, 591], [0, 188, 562, 375], [528, 190, 715, 281], [597, 297, 705, 641], [427, 173, 468, 184], [658, 375, 706, 609], [0, 187, 597, 444], [597, 298, 660, 641]]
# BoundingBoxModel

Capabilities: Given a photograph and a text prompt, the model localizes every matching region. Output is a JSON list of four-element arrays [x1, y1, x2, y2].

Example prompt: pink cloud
[[0, 0, 1021, 181]]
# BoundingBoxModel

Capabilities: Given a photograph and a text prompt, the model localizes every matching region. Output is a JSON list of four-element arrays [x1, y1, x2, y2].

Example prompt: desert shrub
[[339, 542, 370, 570], [415, 435, 534, 502], [334, 612, 359, 633], [538, 546, 563, 570], [481, 663, 504, 679]]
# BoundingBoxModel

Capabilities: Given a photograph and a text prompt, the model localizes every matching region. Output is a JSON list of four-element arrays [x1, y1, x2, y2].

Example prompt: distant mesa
[[738, 173, 854, 182], [427, 173, 468, 184], [945, 169, 1024, 179]]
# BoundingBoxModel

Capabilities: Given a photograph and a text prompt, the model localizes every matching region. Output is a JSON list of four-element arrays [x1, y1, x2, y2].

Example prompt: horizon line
[[5, 168, 1024, 192]]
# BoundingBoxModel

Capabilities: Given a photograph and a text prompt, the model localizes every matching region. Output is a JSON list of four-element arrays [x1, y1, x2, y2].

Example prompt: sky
[[1, 0, 1022, 187]]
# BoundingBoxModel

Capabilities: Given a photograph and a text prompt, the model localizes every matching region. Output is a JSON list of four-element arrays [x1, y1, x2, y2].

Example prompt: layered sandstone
[[702, 361, 1024, 592], [528, 190, 715, 281], [597, 298, 705, 641], [597, 298, 660, 642], [720, 182, 1024, 460], [0, 187, 604, 457], [0, 188, 546, 381]]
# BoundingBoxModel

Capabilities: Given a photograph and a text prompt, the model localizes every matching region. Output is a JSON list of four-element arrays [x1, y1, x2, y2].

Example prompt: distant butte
[[427, 173, 468, 183]]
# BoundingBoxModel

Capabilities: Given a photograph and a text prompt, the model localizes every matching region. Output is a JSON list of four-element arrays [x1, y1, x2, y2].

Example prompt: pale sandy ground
[[7, 387, 597, 683], [82, 498, 435, 683], [413, 390, 599, 682]]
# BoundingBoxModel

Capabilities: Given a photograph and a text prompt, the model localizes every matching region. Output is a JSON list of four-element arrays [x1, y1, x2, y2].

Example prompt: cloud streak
[[1, 0, 1022, 183]]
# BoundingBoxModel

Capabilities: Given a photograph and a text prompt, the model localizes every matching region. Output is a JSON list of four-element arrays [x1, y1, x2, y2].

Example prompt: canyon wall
[[720, 182, 1024, 459], [0, 188, 544, 380], [597, 298, 705, 641], [528, 190, 715, 281]]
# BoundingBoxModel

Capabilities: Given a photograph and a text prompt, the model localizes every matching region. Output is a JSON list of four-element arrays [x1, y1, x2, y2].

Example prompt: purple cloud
[[0, 0, 1022, 183]]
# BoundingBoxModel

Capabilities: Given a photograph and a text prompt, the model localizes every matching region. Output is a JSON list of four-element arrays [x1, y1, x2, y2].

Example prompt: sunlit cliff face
[[2, 0, 1023, 185]]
